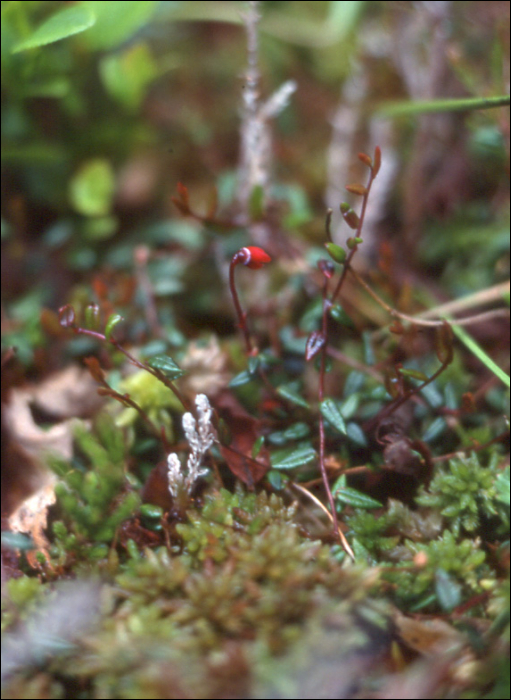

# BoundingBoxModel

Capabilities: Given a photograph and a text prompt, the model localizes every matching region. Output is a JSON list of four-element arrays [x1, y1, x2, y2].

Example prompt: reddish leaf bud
[[176, 182, 189, 206], [58, 304, 76, 329], [373, 146, 381, 177], [340, 203, 360, 230], [305, 331, 325, 361], [345, 183, 368, 196], [347, 237, 363, 249], [357, 152, 373, 168]]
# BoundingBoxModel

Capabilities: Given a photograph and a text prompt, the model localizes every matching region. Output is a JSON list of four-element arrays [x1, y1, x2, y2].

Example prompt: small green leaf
[[339, 394, 359, 420], [276, 383, 310, 409], [104, 313, 124, 341], [324, 242, 346, 264], [495, 467, 510, 506], [320, 398, 347, 435], [69, 159, 115, 217], [435, 568, 462, 611], [266, 470, 288, 490], [271, 445, 316, 470], [13, 6, 96, 53], [422, 416, 447, 443], [252, 435, 264, 458], [1, 532, 35, 551], [346, 422, 367, 447], [81, 0, 158, 51], [398, 367, 429, 382], [229, 370, 253, 387], [283, 422, 310, 440], [146, 354, 186, 380], [329, 303, 354, 328], [139, 504, 163, 519], [334, 486, 382, 509], [347, 236, 363, 249], [248, 353, 260, 375], [84, 303, 101, 331]]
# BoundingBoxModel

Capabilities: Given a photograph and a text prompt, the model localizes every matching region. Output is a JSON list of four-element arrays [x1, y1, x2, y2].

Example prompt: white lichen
[[167, 394, 215, 498]]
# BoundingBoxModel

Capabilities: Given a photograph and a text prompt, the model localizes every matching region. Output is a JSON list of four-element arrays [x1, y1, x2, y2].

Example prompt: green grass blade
[[451, 323, 510, 388], [377, 95, 510, 118]]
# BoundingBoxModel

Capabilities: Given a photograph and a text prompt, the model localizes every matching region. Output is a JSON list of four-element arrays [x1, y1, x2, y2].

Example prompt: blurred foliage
[[1, 1, 510, 698]]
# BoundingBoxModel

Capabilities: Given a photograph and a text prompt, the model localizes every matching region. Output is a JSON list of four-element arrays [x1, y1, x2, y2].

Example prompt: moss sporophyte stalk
[[229, 246, 271, 354]]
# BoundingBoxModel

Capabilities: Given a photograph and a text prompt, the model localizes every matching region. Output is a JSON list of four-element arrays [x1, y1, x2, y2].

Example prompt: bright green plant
[[49, 414, 140, 563], [416, 452, 509, 537]]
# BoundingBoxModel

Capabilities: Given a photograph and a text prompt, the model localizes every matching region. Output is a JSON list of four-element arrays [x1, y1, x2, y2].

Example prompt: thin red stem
[[330, 169, 376, 305], [73, 326, 190, 411], [229, 256, 253, 354], [318, 277, 341, 541]]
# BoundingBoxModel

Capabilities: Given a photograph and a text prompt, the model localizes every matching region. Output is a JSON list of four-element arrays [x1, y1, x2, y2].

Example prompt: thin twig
[[349, 267, 510, 330], [290, 482, 355, 561]]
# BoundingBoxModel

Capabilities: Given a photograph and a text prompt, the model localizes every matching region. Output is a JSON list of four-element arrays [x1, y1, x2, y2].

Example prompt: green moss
[[47, 413, 140, 564], [416, 452, 508, 536]]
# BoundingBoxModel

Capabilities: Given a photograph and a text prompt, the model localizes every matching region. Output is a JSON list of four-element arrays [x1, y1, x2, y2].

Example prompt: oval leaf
[[324, 242, 346, 264], [13, 6, 96, 53], [229, 370, 253, 387], [346, 422, 367, 447], [335, 487, 382, 509], [276, 384, 310, 409], [398, 367, 429, 382], [320, 398, 347, 435], [345, 183, 367, 196], [69, 159, 115, 217], [104, 313, 124, 341], [373, 146, 382, 177], [146, 354, 186, 381], [271, 445, 316, 470]]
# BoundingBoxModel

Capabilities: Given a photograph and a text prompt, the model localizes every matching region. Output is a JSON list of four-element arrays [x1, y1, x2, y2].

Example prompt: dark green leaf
[[495, 467, 510, 505], [283, 422, 310, 440], [334, 486, 382, 509], [276, 383, 310, 409], [266, 470, 287, 490], [252, 435, 264, 458], [139, 504, 164, 519], [248, 353, 260, 375], [146, 354, 186, 380], [1, 531, 35, 551], [320, 398, 347, 435], [229, 370, 253, 388], [346, 422, 367, 447], [329, 303, 355, 328], [271, 445, 316, 470], [422, 417, 447, 443]]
